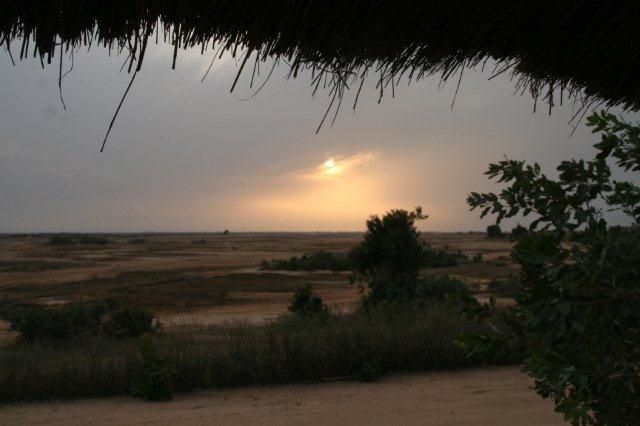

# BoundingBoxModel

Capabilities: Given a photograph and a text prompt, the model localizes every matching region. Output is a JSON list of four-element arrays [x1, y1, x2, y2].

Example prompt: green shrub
[[103, 304, 158, 338], [422, 247, 465, 268], [415, 276, 478, 309], [132, 335, 173, 401], [351, 207, 427, 303], [288, 285, 327, 316], [8, 303, 105, 341], [261, 250, 351, 271], [8, 301, 157, 342], [465, 111, 640, 424], [471, 252, 483, 263]]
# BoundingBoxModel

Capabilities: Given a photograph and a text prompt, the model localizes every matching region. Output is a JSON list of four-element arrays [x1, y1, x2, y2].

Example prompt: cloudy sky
[[1, 42, 638, 232]]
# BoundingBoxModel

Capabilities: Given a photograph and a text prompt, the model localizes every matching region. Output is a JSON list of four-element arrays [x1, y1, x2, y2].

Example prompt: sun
[[322, 158, 342, 176]]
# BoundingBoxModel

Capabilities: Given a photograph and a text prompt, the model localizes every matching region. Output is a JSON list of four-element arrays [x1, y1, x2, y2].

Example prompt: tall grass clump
[[0, 302, 517, 402]]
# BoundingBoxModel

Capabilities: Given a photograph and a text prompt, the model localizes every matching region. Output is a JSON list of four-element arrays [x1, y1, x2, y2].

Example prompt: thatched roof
[[3, 1, 640, 114]]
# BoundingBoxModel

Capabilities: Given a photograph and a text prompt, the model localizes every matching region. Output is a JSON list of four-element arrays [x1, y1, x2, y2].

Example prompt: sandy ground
[[0, 367, 562, 426], [0, 232, 517, 346]]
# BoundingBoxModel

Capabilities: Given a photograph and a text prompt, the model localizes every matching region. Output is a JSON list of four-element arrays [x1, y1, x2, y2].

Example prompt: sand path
[[1, 367, 563, 425]]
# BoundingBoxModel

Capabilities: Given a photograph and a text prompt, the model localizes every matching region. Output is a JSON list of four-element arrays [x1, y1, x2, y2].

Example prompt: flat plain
[[0, 232, 563, 425], [0, 232, 517, 338]]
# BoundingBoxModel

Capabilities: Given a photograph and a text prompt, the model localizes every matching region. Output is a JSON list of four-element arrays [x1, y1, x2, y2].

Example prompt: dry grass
[[0, 303, 520, 402], [2, 1, 640, 117]]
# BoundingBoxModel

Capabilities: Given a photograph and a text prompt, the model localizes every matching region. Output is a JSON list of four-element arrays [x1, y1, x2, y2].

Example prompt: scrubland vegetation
[[0, 206, 514, 403], [0, 295, 517, 402], [260, 250, 351, 271], [260, 244, 465, 273]]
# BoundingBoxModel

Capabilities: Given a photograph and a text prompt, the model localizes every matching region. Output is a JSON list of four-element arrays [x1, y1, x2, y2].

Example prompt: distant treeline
[[48, 234, 111, 246], [260, 247, 468, 272], [260, 251, 351, 272]]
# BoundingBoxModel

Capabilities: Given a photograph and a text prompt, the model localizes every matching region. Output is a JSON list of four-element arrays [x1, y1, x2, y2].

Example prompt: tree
[[350, 207, 427, 304], [464, 112, 640, 425], [486, 224, 503, 239]]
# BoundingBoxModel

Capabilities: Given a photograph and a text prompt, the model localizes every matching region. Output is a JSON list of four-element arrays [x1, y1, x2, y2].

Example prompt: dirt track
[[1, 367, 562, 425]]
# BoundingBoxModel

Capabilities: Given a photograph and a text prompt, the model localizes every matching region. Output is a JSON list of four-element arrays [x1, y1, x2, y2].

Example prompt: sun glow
[[322, 158, 342, 176]]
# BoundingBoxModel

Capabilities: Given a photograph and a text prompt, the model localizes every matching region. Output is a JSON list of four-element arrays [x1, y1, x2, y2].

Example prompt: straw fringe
[[2, 1, 640, 115]]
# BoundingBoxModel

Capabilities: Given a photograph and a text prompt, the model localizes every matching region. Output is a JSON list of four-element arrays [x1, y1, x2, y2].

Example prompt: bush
[[102, 304, 158, 338], [422, 247, 465, 268], [132, 335, 173, 401], [351, 207, 427, 303], [415, 276, 478, 309], [465, 112, 640, 424], [288, 285, 327, 316], [7, 303, 105, 341], [261, 250, 351, 272], [7, 301, 158, 342], [486, 224, 503, 239]]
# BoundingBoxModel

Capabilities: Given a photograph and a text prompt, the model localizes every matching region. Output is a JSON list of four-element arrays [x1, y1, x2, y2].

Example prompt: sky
[[1, 42, 638, 233]]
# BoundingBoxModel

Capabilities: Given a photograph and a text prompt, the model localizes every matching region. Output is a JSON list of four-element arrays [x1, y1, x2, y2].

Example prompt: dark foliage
[[132, 335, 173, 401], [7, 301, 158, 342], [486, 224, 503, 239], [464, 112, 640, 425], [422, 247, 465, 268], [78, 235, 111, 245], [414, 276, 478, 310], [48, 235, 75, 245], [261, 250, 351, 272], [351, 207, 427, 303], [288, 285, 327, 316], [0, 303, 519, 402], [487, 275, 522, 298], [510, 224, 529, 241], [262, 246, 462, 272]]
